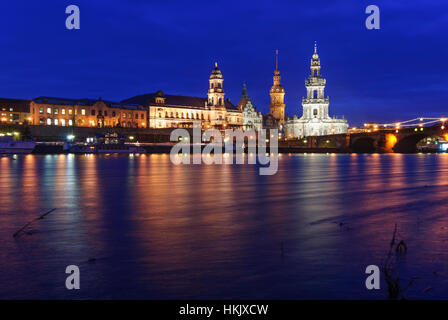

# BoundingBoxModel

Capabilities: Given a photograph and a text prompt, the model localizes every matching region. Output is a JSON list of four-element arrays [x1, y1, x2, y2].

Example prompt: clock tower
[[269, 50, 286, 125]]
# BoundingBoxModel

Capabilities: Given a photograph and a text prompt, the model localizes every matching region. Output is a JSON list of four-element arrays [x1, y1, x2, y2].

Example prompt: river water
[[1, 153, 448, 299]]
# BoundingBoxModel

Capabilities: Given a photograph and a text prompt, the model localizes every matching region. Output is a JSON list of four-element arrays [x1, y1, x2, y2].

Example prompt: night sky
[[1, 0, 447, 126]]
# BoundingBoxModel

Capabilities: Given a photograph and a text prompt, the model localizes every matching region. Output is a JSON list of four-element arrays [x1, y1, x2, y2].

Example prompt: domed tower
[[302, 41, 330, 120], [269, 50, 285, 125], [208, 62, 225, 108]]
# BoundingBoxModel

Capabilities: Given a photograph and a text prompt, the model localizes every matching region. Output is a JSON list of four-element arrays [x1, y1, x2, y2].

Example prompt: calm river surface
[[1, 153, 448, 299]]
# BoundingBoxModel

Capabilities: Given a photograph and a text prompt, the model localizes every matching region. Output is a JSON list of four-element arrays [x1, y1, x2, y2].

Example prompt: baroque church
[[284, 43, 348, 138]]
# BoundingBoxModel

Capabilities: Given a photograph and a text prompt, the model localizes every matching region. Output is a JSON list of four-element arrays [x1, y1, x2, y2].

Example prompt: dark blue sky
[[1, 0, 447, 125]]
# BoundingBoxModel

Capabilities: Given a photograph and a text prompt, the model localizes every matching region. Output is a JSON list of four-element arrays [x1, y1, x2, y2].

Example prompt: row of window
[[39, 118, 146, 128], [155, 111, 242, 123], [1, 112, 28, 122], [157, 112, 211, 120], [210, 83, 222, 89], [40, 107, 74, 115], [40, 118, 74, 126], [38, 107, 145, 119]]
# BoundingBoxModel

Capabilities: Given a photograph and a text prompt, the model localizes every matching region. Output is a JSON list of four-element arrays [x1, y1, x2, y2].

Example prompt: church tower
[[302, 41, 330, 120], [208, 62, 225, 109], [269, 50, 286, 125]]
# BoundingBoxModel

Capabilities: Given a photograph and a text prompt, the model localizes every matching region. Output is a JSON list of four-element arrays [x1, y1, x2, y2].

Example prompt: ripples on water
[[1, 153, 448, 299]]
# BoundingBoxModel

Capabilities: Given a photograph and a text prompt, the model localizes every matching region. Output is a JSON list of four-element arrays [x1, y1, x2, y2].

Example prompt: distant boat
[[417, 142, 447, 153], [0, 136, 36, 154], [68, 143, 146, 154]]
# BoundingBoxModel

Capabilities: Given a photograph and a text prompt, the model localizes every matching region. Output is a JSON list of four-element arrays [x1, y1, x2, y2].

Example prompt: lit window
[[54, 119, 59, 125], [39, 107, 44, 114], [81, 109, 86, 115], [47, 107, 52, 114], [54, 108, 59, 115], [61, 109, 66, 115], [68, 119, 73, 126], [61, 119, 66, 126], [47, 118, 52, 125], [68, 109, 73, 115]]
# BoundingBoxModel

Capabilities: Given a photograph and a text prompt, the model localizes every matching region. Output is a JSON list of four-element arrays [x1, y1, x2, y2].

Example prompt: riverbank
[[30, 143, 444, 154]]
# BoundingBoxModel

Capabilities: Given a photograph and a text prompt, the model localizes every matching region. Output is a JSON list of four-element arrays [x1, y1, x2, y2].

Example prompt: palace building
[[284, 43, 348, 138], [122, 63, 243, 129], [30, 97, 147, 128]]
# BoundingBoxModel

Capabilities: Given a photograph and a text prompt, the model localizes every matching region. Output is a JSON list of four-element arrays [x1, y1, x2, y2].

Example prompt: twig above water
[[13, 208, 57, 238]]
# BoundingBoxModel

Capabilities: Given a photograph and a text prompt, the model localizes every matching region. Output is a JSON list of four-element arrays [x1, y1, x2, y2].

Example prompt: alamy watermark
[[66, 5, 80, 30], [170, 122, 278, 175], [365, 5, 380, 30]]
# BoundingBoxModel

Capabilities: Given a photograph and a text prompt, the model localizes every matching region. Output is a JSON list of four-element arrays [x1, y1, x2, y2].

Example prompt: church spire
[[269, 49, 285, 124], [310, 41, 321, 77], [275, 49, 279, 70], [242, 83, 248, 99]]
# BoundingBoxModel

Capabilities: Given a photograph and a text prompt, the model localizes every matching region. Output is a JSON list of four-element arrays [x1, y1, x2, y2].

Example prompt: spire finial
[[314, 41, 317, 53], [242, 83, 248, 98], [215, 61, 218, 68], [275, 49, 279, 70]]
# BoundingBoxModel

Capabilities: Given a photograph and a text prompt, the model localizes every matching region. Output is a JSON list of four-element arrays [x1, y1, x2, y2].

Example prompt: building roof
[[0, 98, 31, 113], [33, 96, 145, 111], [122, 92, 238, 110], [98, 100, 146, 111], [33, 96, 95, 106]]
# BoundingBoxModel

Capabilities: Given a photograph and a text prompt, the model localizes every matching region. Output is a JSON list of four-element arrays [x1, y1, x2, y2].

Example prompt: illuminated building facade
[[122, 63, 242, 129], [237, 84, 262, 131], [30, 97, 147, 128], [269, 50, 286, 126], [284, 43, 348, 138], [0, 98, 32, 125]]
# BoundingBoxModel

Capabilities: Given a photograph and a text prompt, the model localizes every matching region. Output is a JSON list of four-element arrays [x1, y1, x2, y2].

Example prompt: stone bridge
[[283, 124, 447, 153]]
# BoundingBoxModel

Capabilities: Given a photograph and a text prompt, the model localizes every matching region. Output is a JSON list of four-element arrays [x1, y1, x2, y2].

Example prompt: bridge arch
[[394, 133, 446, 153], [351, 136, 376, 153]]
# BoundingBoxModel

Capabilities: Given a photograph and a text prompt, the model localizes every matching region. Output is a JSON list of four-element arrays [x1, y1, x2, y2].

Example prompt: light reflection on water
[[1, 153, 448, 299]]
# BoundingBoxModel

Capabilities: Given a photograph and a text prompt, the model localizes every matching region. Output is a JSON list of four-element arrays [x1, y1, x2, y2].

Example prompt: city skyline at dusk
[[1, 0, 447, 126], [3, 1, 448, 307]]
